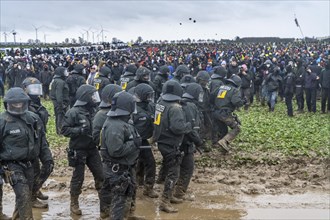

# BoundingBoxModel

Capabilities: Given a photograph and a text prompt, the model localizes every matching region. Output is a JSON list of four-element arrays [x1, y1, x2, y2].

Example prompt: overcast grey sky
[[0, 0, 329, 43]]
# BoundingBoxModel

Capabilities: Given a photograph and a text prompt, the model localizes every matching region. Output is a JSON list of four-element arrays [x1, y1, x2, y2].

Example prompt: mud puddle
[[2, 180, 329, 220]]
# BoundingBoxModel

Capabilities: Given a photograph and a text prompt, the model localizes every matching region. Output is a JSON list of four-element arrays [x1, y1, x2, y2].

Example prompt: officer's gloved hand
[[133, 136, 142, 148], [80, 125, 90, 135], [43, 160, 54, 175], [185, 122, 192, 133]]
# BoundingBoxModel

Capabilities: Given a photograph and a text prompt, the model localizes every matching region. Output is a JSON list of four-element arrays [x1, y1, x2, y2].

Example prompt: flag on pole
[[294, 18, 299, 27]]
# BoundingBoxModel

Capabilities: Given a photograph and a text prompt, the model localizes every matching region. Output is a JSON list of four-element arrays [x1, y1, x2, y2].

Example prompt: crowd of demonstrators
[[0, 40, 330, 219]]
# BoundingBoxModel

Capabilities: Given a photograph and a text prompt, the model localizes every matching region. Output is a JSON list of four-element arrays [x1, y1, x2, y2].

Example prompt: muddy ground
[[2, 149, 330, 219]]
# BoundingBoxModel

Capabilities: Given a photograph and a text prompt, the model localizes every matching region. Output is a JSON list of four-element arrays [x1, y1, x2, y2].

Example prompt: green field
[[1, 99, 329, 168]]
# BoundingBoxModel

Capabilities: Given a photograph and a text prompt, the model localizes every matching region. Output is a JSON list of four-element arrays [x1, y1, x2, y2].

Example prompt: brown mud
[[2, 150, 330, 219]]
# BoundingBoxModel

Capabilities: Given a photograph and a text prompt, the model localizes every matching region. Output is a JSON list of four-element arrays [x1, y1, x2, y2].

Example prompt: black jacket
[[92, 108, 110, 147], [61, 106, 96, 150], [132, 102, 154, 140], [100, 116, 140, 166], [50, 75, 70, 109], [181, 98, 203, 154], [0, 111, 52, 164], [320, 68, 330, 89], [153, 100, 191, 155]]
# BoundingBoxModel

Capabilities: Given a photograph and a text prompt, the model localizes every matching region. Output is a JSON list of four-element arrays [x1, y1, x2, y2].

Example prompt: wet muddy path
[[3, 178, 329, 220]]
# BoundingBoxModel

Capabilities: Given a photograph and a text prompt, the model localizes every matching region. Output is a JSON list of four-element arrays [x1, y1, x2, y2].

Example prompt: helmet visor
[[7, 101, 28, 115], [132, 102, 137, 114], [92, 91, 101, 103], [26, 84, 43, 96]]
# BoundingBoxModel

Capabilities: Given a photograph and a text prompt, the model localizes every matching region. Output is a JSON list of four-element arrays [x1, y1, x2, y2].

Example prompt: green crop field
[[1, 98, 329, 168]]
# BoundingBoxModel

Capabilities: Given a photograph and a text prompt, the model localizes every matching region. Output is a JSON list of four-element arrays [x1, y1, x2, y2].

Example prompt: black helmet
[[99, 66, 112, 77], [180, 75, 196, 88], [72, 64, 85, 74], [211, 66, 227, 79], [126, 64, 138, 74], [183, 82, 203, 102], [134, 67, 151, 81], [127, 86, 136, 95], [285, 64, 293, 73], [4, 87, 30, 115], [159, 65, 170, 75], [74, 84, 100, 106], [173, 64, 189, 78], [22, 77, 43, 96], [54, 66, 69, 77], [161, 80, 183, 101], [108, 91, 136, 117], [196, 70, 210, 82], [99, 84, 122, 108], [135, 83, 154, 102], [226, 74, 242, 87], [152, 64, 159, 72]]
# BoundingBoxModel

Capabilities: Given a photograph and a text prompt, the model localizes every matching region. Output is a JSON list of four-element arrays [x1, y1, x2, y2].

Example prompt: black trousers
[[7, 162, 34, 219], [100, 163, 135, 220], [158, 143, 181, 199], [305, 88, 317, 112], [321, 88, 330, 113], [70, 148, 104, 196], [136, 139, 156, 186], [296, 87, 304, 111], [285, 93, 294, 116]]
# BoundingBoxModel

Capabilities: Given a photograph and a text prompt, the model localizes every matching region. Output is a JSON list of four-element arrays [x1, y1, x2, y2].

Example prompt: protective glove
[[80, 125, 90, 135], [133, 136, 142, 148], [185, 122, 192, 133], [43, 160, 54, 175]]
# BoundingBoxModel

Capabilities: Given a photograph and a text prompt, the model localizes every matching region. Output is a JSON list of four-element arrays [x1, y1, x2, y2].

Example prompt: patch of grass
[[235, 100, 329, 158], [43, 100, 68, 149]]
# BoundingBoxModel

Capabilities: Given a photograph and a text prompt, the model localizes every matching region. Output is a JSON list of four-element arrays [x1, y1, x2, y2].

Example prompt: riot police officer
[[0, 87, 53, 219], [171, 64, 190, 83], [174, 83, 203, 200], [93, 84, 122, 219], [22, 77, 49, 130], [92, 84, 122, 148], [99, 91, 141, 219], [153, 80, 191, 213], [209, 66, 227, 95], [50, 66, 70, 134], [180, 75, 196, 90], [126, 66, 155, 92], [22, 77, 53, 208], [213, 75, 244, 152], [61, 84, 104, 215], [92, 66, 111, 97], [120, 64, 137, 90], [131, 84, 158, 198], [66, 64, 86, 107], [196, 71, 213, 150], [153, 65, 170, 101]]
